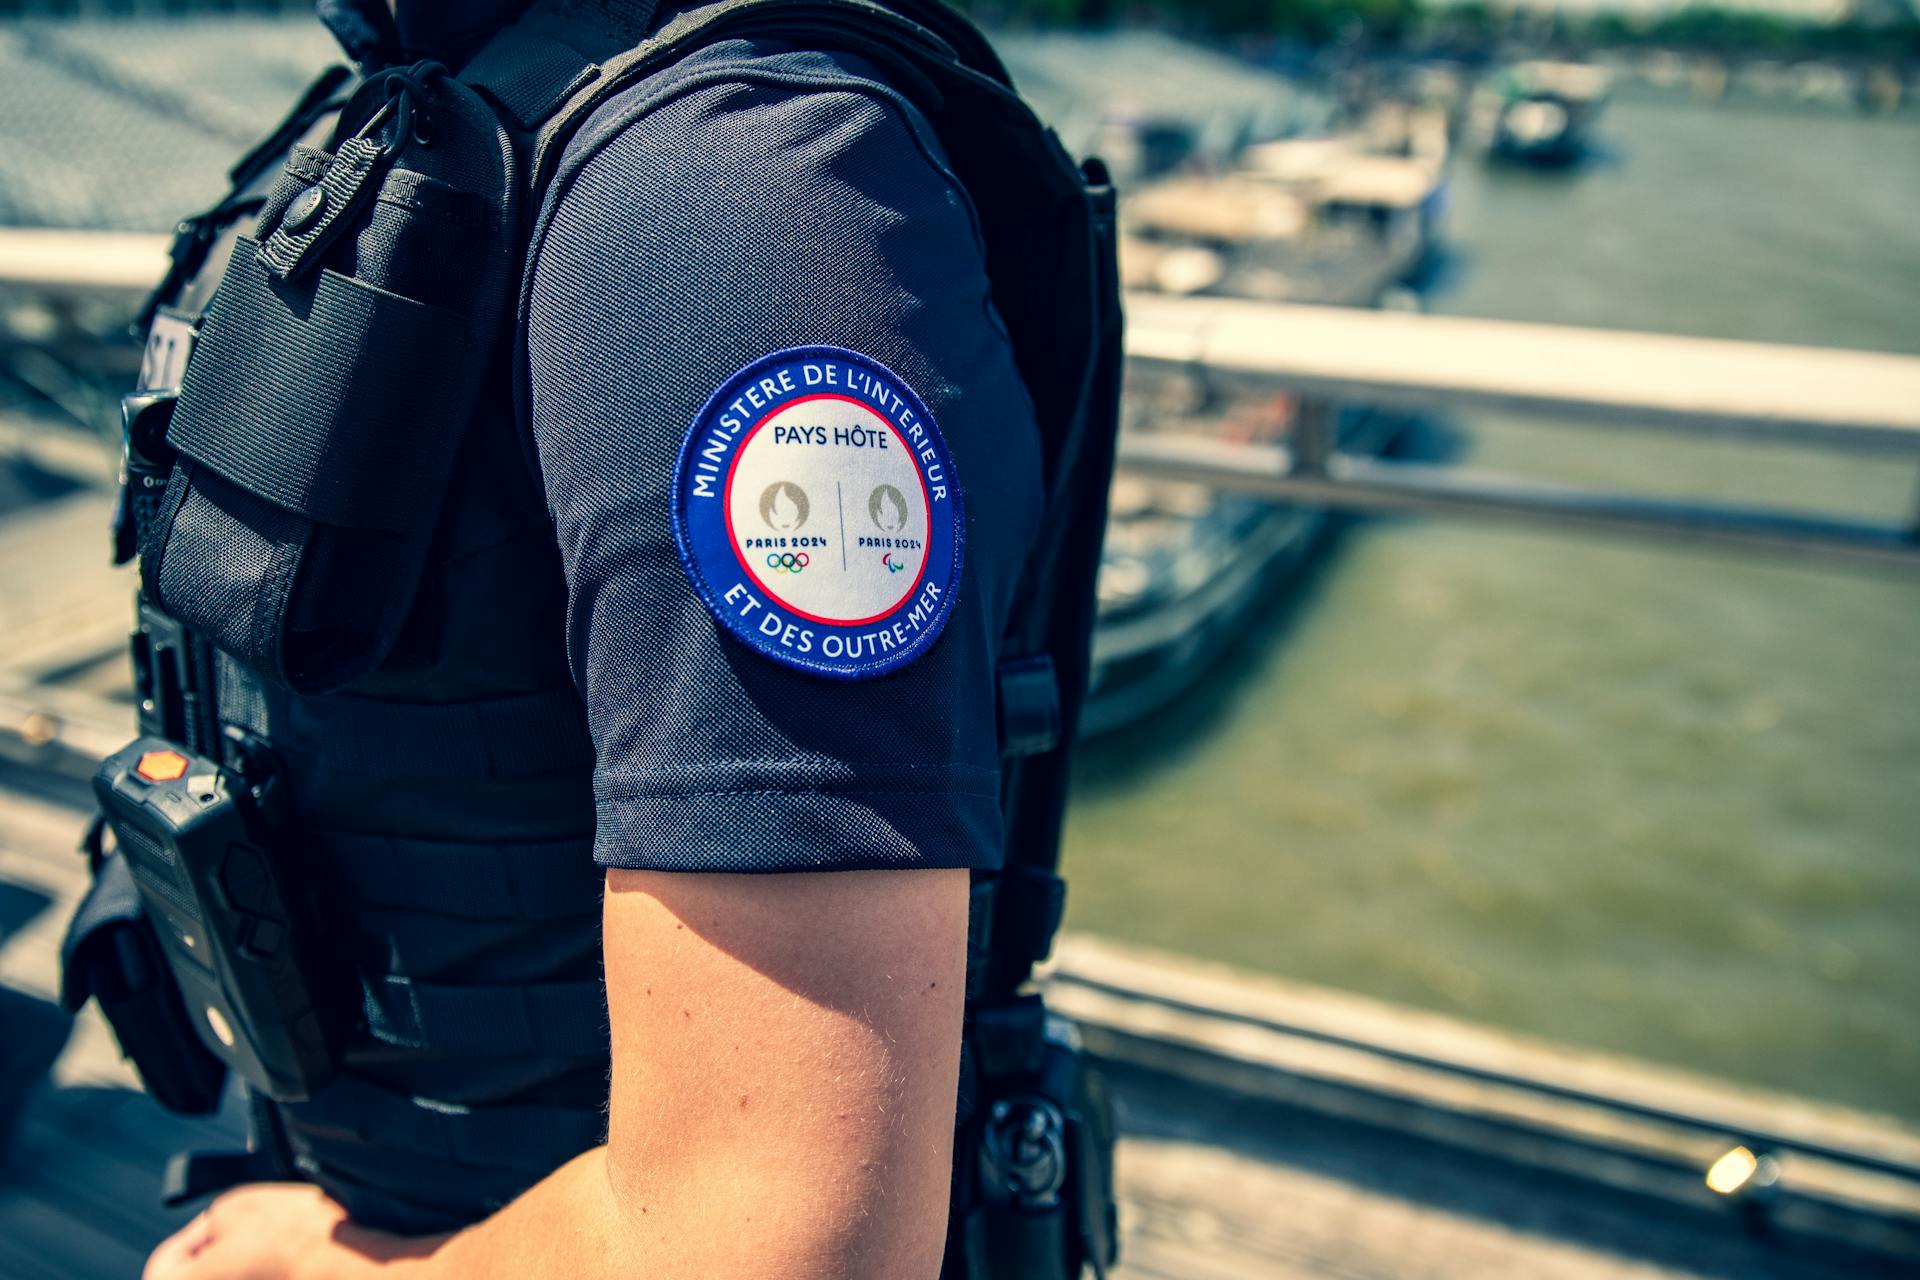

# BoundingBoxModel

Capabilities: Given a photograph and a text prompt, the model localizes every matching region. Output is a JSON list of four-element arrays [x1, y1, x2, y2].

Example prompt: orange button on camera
[[136, 749, 190, 782]]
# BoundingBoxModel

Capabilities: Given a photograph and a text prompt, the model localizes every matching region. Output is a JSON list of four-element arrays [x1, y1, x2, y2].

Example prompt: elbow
[[600, 1080, 953, 1279]]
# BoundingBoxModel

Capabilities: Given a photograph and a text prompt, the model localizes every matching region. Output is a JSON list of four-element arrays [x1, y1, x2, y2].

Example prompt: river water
[[1063, 93, 1920, 1121]]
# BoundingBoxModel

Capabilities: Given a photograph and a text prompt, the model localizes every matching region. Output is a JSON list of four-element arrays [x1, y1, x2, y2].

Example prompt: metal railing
[[1122, 292, 1920, 574], [6, 228, 1920, 572]]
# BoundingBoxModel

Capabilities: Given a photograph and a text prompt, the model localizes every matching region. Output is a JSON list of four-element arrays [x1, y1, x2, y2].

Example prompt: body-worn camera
[[92, 737, 336, 1101]]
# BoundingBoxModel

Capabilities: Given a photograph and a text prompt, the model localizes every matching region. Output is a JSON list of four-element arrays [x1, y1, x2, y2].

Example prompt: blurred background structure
[[1, 0, 1918, 1275]]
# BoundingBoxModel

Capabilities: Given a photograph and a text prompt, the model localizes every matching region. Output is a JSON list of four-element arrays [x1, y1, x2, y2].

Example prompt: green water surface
[[1062, 95, 1920, 1121]]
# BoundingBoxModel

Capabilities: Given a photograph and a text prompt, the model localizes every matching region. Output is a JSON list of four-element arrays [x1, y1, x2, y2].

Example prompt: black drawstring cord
[[355, 61, 449, 153]]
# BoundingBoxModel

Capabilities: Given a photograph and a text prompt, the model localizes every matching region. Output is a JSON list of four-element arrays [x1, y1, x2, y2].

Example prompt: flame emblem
[[759, 481, 809, 531], [868, 484, 909, 533]]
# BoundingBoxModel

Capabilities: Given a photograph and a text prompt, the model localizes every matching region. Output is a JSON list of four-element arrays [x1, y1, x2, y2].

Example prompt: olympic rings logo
[[766, 552, 810, 574]]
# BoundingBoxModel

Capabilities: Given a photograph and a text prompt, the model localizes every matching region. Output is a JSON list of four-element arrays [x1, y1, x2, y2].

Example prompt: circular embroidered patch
[[671, 346, 964, 680]]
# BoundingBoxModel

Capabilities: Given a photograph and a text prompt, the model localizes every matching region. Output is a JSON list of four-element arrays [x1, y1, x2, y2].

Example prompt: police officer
[[116, 0, 1109, 1277]]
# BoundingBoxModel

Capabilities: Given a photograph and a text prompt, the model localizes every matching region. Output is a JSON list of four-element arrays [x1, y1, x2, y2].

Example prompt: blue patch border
[[670, 345, 965, 682]]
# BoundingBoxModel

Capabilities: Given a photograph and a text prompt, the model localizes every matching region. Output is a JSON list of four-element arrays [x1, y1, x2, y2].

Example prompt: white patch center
[[725, 394, 929, 625]]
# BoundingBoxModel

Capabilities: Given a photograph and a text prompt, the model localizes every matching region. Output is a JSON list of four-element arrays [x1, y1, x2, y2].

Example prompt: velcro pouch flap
[[166, 245, 464, 536]]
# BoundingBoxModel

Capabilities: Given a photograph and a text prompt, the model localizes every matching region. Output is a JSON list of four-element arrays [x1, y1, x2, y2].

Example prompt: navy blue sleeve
[[523, 44, 1043, 874]]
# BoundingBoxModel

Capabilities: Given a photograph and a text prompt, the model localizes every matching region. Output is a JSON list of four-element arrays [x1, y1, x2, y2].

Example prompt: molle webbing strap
[[363, 974, 608, 1058], [457, 0, 661, 130], [256, 132, 389, 281], [217, 670, 593, 780], [284, 1075, 605, 1176], [472, 0, 988, 197], [301, 830, 600, 920], [458, 19, 603, 131]]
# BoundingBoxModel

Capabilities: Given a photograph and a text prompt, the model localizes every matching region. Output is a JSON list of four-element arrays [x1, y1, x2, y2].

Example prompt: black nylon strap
[[984, 864, 1065, 966], [257, 132, 389, 281], [284, 1076, 605, 1176], [363, 974, 608, 1058], [995, 655, 1061, 759], [303, 830, 600, 920], [460, 25, 602, 130], [964, 879, 995, 1003], [58, 849, 146, 1012], [217, 669, 593, 780]]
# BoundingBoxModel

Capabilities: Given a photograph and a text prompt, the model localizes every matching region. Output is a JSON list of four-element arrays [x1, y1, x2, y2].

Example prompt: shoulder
[[530, 35, 969, 275], [511, 23, 1041, 865]]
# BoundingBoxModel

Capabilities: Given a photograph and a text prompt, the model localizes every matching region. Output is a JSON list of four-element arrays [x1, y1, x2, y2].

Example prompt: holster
[[60, 829, 228, 1116], [953, 997, 1119, 1280]]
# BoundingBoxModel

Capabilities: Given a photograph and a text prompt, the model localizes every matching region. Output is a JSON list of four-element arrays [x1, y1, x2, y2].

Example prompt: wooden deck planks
[[0, 487, 133, 688]]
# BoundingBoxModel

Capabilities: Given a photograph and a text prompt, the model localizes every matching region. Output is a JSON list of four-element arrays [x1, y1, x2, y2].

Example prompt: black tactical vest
[[70, 0, 1123, 1264], [131, 49, 605, 1230]]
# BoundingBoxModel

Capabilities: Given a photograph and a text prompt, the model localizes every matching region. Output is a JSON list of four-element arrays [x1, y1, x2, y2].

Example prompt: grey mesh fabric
[[524, 34, 1043, 874]]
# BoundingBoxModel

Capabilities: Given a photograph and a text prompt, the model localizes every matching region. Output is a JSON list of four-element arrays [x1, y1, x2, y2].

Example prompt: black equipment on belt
[[92, 736, 339, 1101]]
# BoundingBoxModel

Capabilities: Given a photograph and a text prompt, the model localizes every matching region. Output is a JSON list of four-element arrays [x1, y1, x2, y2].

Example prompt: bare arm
[[414, 867, 969, 1279], [152, 868, 968, 1280], [407, 867, 962, 1278]]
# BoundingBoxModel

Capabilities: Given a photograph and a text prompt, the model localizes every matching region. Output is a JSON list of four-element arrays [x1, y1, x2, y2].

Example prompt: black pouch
[[61, 845, 228, 1116], [139, 67, 516, 695]]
